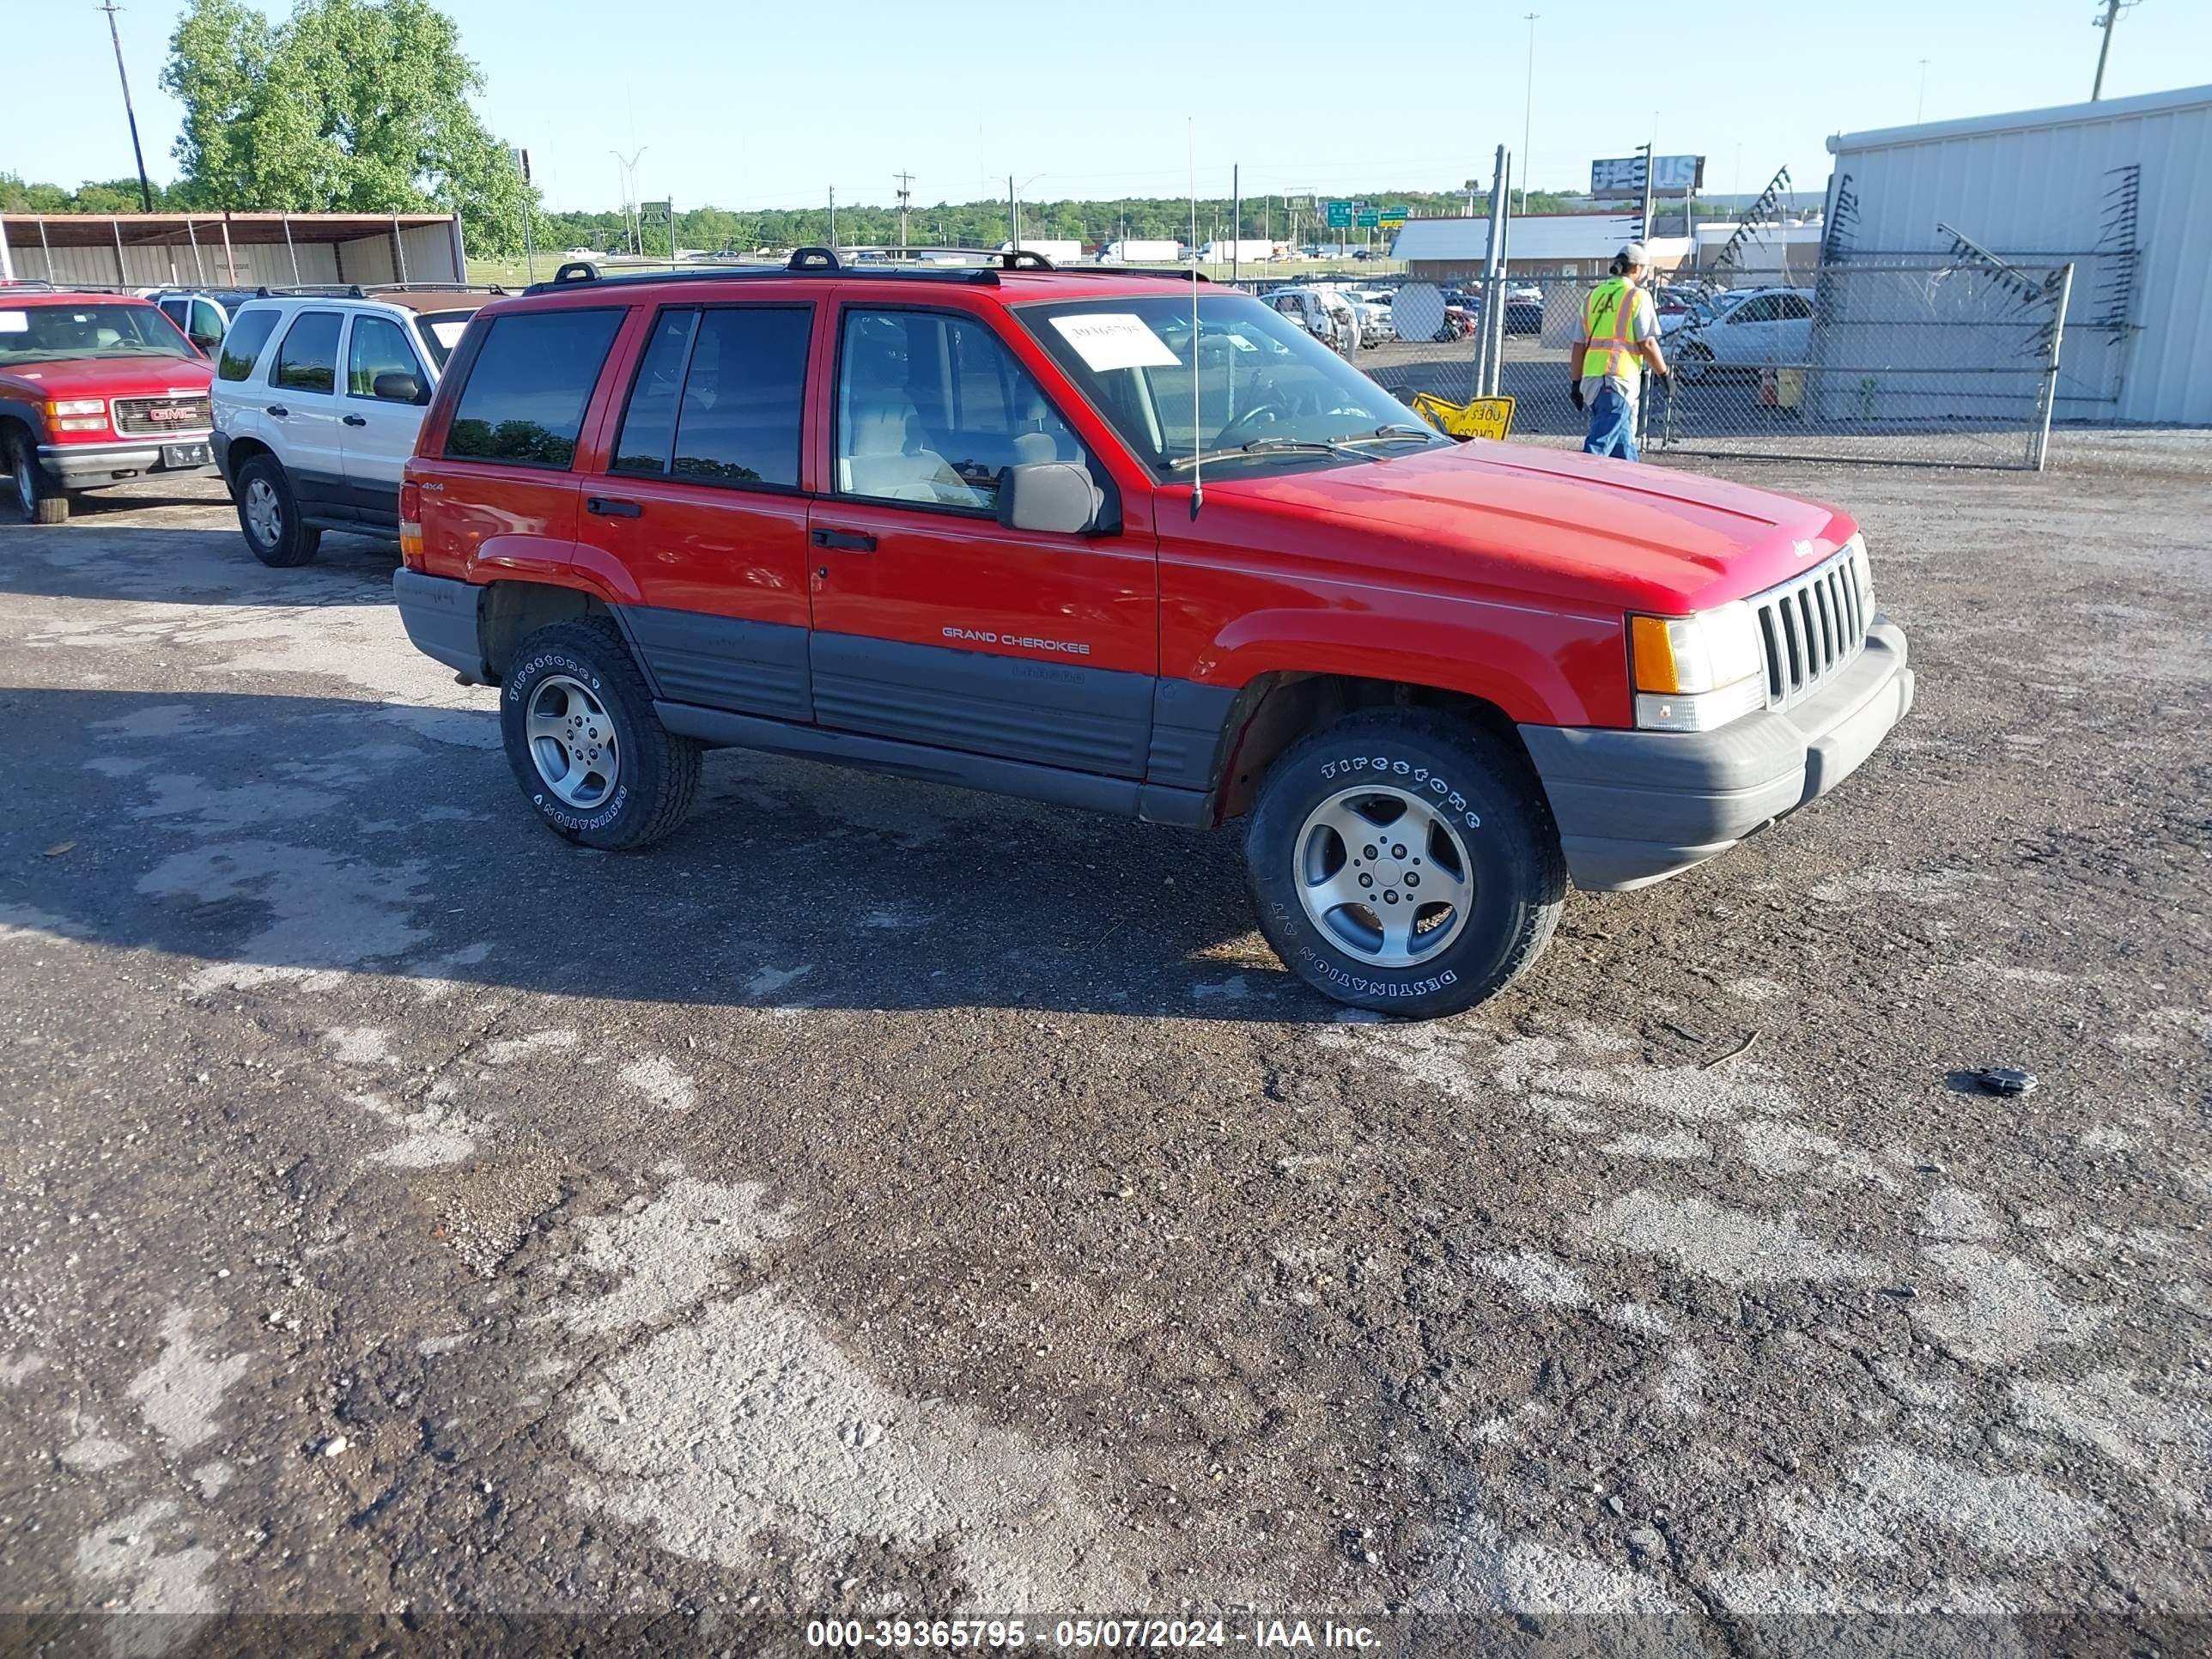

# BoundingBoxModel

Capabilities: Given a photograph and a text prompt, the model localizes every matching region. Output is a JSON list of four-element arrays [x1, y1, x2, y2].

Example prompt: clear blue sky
[[6, 0, 2209, 213]]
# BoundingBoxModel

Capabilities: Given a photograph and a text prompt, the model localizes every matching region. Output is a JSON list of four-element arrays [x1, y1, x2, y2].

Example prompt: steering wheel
[[1215, 401, 1291, 448]]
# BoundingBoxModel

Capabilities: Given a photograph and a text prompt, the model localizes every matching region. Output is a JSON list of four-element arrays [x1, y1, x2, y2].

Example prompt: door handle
[[586, 496, 643, 519], [264, 404, 289, 418], [342, 414, 368, 428], [810, 527, 876, 552]]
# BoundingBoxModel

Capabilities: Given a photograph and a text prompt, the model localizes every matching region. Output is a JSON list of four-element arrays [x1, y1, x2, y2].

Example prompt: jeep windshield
[[0, 303, 199, 366], [1018, 293, 1443, 477]]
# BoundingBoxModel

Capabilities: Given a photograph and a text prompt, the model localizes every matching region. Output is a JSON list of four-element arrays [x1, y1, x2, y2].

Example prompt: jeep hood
[[1204, 441, 1855, 613]]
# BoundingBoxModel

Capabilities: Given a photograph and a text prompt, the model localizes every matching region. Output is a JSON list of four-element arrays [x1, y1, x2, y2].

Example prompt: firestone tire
[[499, 617, 702, 851], [1243, 708, 1566, 1018]]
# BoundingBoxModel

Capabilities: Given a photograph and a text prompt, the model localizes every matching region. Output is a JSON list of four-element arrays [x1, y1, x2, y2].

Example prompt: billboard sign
[[1589, 154, 1705, 195]]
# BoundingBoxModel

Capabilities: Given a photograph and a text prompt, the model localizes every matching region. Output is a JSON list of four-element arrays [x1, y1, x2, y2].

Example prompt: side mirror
[[374, 370, 428, 405], [996, 461, 1100, 535]]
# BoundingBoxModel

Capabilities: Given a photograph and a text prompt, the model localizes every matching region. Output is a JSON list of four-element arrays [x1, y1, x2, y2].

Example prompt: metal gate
[[1300, 259, 2077, 472]]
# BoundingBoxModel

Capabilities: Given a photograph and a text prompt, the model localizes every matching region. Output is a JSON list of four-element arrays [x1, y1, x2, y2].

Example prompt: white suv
[[210, 285, 497, 566]]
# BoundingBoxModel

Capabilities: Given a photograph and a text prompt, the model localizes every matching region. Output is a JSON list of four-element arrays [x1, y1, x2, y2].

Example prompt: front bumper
[[40, 435, 216, 489], [1519, 617, 1915, 890]]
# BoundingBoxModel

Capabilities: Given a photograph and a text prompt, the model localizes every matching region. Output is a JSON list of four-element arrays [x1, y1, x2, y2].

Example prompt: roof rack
[[248, 280, 508, 301], [0, 279, 59, 291], [521, 247, 1207, 298]]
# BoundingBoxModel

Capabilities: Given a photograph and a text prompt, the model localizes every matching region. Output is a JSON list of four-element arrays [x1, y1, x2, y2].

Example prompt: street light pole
[[100, 1, 155, 214], [609, 147, 648, 255], [1520, 13, 1539, 215]]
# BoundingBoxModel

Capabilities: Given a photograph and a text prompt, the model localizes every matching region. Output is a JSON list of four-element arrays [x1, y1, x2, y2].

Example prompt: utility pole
[[1231, 164, 1241, 283], [100, 1, 155, 213], [1520, 13, 1539, 215], [895, 171, 914, 254], [2091, 0, 2137, 101], [1008, 173, 1017, 251], [1917, 58, 1929, 123], [828, 185, 836, 251]]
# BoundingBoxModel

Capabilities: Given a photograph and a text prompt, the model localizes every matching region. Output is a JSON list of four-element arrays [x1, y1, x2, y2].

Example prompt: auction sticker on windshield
[[428, 320, 469, 349], [0, 312, 27, 333], [1049, 313, 1181, 373]]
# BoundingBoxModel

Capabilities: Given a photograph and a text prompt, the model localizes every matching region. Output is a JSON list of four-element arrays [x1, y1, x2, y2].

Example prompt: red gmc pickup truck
[[395, 252, 1912, 1017], [1, 286, 216, 523]]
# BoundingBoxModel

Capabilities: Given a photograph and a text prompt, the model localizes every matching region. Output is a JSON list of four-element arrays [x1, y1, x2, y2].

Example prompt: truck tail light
[[398, 479, 423, 564]]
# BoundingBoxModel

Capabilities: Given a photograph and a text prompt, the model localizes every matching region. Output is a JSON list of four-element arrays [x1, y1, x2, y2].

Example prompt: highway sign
[[1324, 199, 1352, 228], [1354, 208, 1380, 228], [1380, 205, 1408, 227]]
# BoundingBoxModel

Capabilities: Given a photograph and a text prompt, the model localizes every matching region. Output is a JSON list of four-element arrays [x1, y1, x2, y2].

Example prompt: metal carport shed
[[0, 211, 465, 291]]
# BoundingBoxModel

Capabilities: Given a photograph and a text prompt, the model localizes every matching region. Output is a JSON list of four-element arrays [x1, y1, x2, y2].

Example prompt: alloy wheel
[[525, 675, 620, 808], [1293, 785, 1474, 968]]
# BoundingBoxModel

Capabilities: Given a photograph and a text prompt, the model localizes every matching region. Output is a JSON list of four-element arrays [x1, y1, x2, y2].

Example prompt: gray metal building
[[1825, 84, 2212, 426]]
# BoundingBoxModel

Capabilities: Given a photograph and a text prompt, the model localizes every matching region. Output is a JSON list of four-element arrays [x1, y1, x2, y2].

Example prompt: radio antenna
[[1188, 119, 1203, 518]]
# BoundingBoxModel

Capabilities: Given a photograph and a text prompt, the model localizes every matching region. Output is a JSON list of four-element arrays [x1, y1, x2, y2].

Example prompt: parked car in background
[[0, 286, 215, 523], [1267, 284, 1363, 349], [1339, 289, 1397, 343], [210, 283, 500, 564], [145, 289, 261, 355], [1661, 287, 1752, 339], [1674, 287, 1815, 380]]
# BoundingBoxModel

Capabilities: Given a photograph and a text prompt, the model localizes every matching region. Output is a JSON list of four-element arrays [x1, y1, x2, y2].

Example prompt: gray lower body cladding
[[1519, 617, 1915, 890]]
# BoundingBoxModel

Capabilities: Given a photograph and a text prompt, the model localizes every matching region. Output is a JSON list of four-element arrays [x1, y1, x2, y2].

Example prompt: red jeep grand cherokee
[[395, 252, 1912, 1017], [1, 287, 216, 523]]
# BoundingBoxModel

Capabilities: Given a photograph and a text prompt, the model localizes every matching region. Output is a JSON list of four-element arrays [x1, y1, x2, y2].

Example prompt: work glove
[[1568, 383, 1586, 414], [1656, 368, 1675, 394]]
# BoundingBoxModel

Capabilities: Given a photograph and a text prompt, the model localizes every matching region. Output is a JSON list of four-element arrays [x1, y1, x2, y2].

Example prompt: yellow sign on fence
[[1409, 392, 1516, 442]]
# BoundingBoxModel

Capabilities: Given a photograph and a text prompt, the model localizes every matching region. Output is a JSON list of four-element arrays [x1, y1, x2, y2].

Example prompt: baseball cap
[[1620, 241, 1649, 265]]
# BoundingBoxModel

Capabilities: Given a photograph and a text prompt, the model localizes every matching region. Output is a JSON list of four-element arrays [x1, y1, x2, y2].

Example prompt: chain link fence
[[1250, 260, 2077, 472]]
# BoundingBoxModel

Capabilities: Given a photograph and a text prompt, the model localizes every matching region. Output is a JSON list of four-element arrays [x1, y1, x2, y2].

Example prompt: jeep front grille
[[1753, 544, 1870, 713], [112, 394, 213, 437]]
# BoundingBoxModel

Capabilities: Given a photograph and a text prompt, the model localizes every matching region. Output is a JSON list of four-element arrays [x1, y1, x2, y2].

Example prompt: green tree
[[160, 0, 538, 255]]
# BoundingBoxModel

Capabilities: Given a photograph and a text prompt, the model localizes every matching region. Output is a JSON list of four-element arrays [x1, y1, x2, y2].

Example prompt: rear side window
[[444, 308, 623, 470], [216, 307, 281, 382], [612, 306, 811, 488], [270, 312, 342, 393]]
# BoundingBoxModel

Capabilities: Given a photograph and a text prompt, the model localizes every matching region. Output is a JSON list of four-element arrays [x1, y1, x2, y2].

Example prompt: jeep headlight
[[1629, 601, 1767, 732]]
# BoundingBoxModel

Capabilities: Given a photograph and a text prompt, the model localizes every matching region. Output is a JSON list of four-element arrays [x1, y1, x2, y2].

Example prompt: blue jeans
[[1582, 383, 1638, 461]]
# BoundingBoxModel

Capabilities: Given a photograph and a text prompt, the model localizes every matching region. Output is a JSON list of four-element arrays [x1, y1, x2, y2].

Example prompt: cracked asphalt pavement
[[1, 448, 2207, 1657]]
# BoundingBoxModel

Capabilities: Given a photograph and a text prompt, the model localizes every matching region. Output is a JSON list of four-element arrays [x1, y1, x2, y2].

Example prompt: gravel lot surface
[[1, 457, 2206, 1657]]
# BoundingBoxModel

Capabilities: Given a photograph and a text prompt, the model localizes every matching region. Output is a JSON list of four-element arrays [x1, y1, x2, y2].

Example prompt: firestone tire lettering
[[497, 619, 702, 853], [1243, 709, 1565, 1018]]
